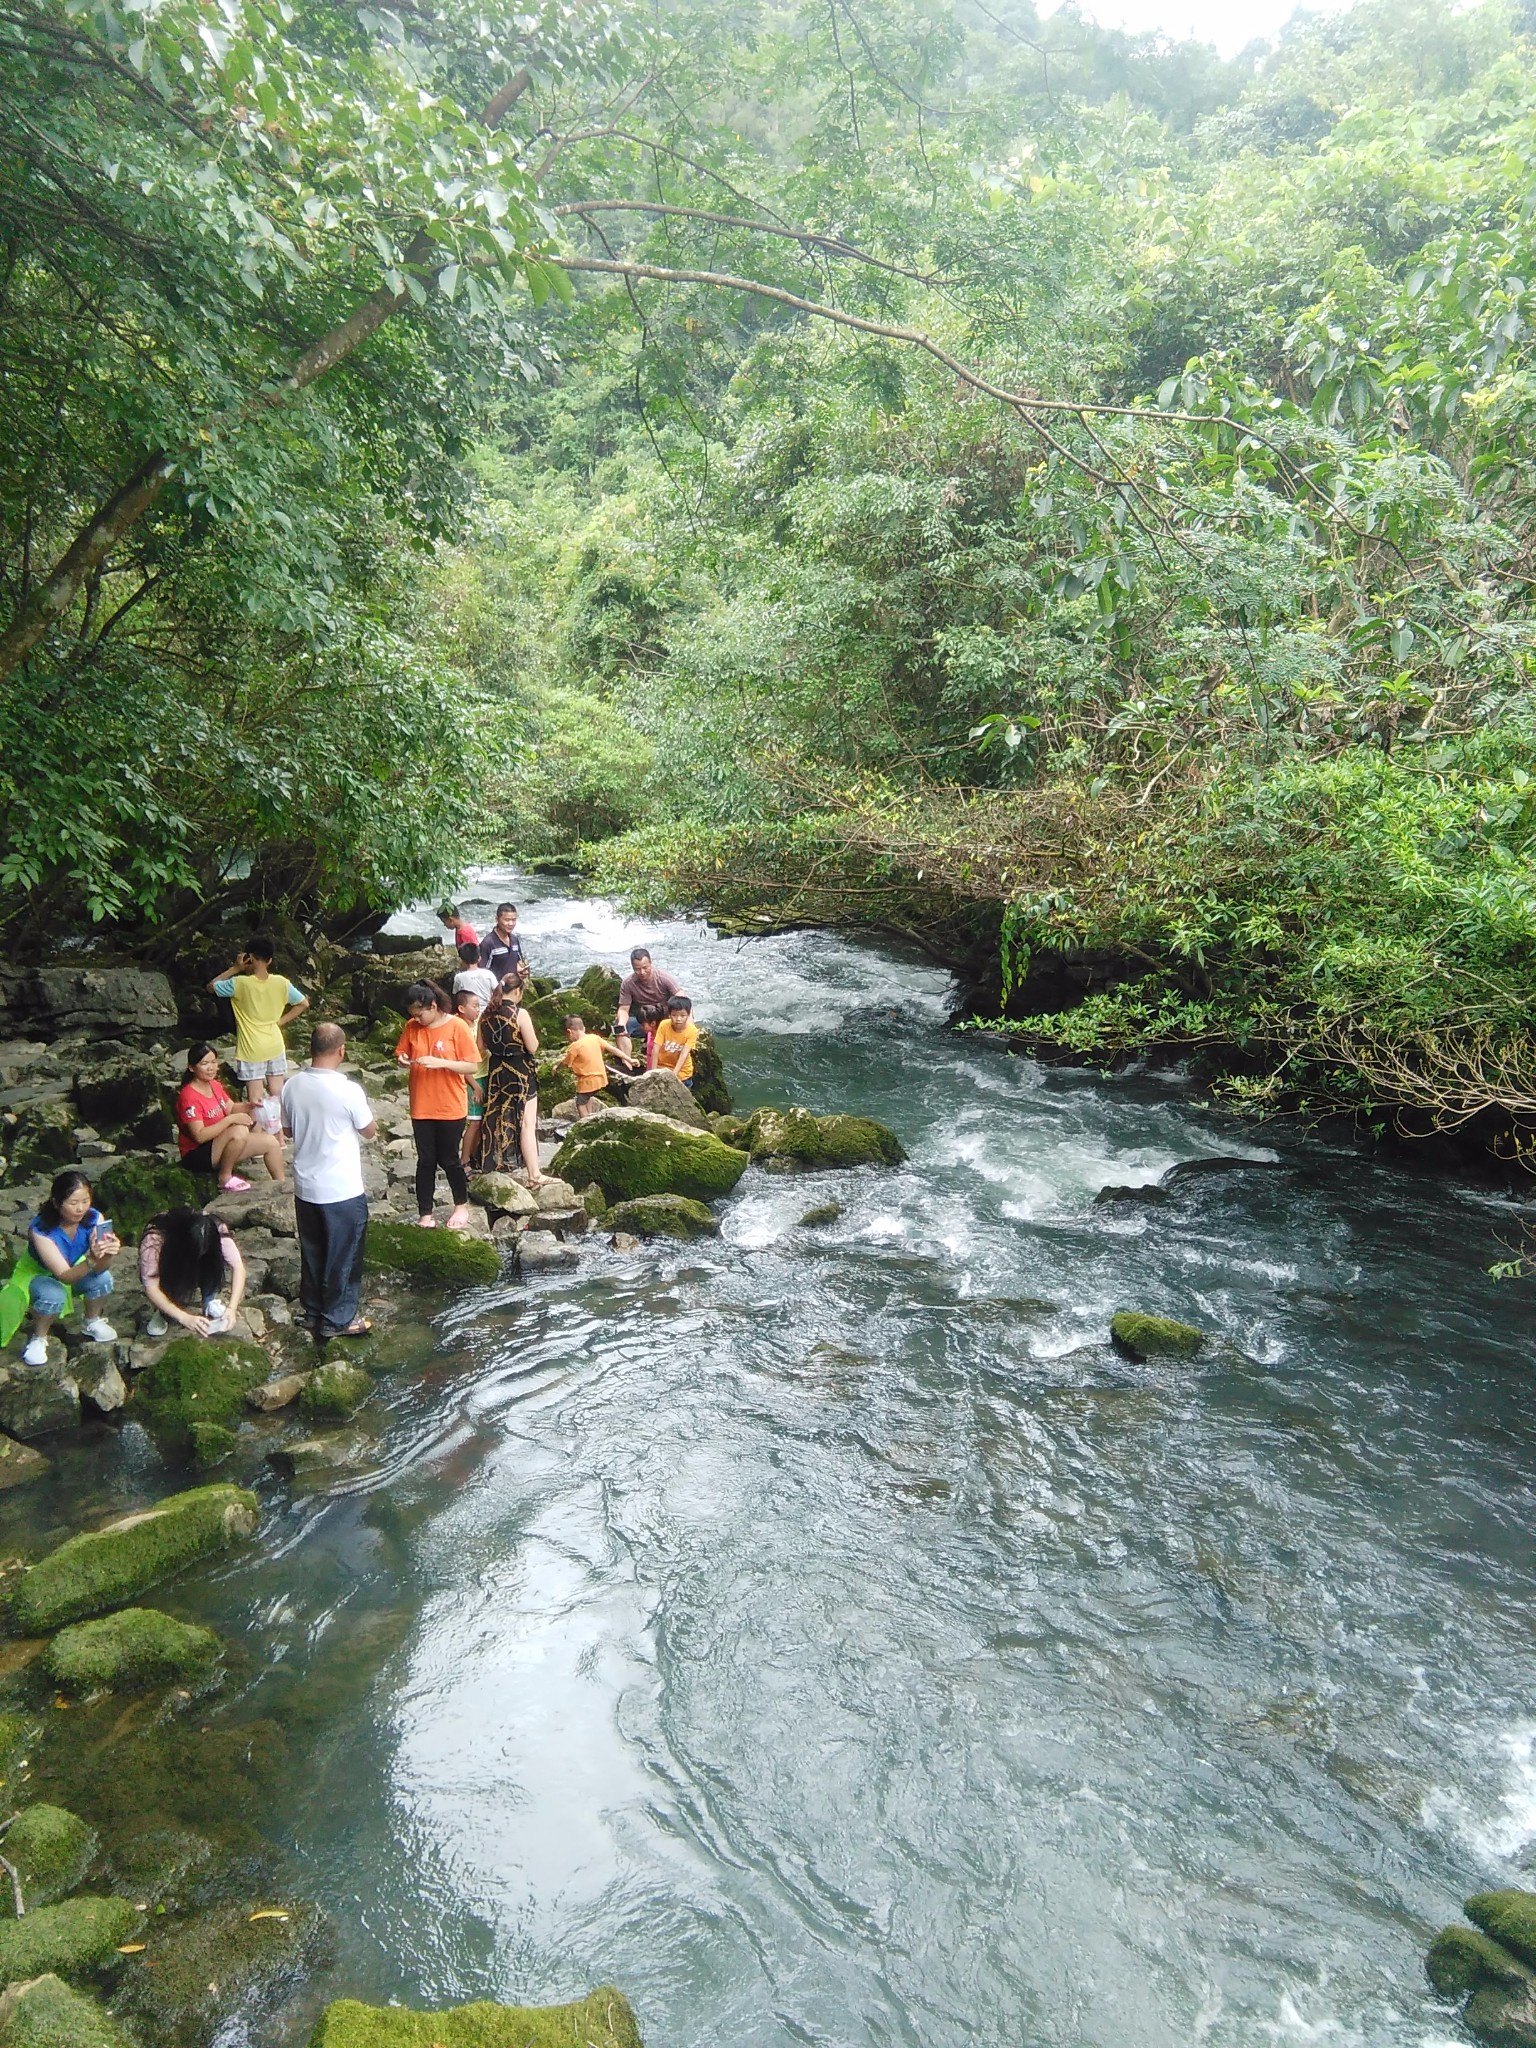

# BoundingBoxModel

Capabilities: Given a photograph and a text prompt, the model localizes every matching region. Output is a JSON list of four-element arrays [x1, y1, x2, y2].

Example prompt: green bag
[[0, 1247, 70, 1350]]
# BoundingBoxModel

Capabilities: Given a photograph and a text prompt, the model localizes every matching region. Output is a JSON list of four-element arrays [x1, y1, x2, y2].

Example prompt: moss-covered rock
[[1428, 1922, 1533, 1998], [744, 1107, 905, 1170], [525, 990, 609, 1041], [799, 1202, 843, 1227], [299, 1363, 370, 1421], [1108, 1311, 1206, 1361], [0, 1806, 98, 1912], [308, 1988, 642, 2048], [6, 1102, 76, 1186], [187, 1422, 236, 1469], [93, 1159, 200, 1244], [1465, 1979, 1536, 2048], [133, 1337, 268, 1455], [577, 965, 622, 1011], [551, 1109, 748, 1204], [12, 1485, 260, 1633], [710, 1114, 750, 1150], [603, 1196, 720, 1242], [113, 1900, 331, 2048], [362, 1221, 500, 1286], [45, 1610, 220, 1695], [354, 1006, 407, 1066], [535, 1055, 576, 1109], [1470, 1894, 1536, 1973], [467, 1173, 538, 1218], [691, 1028, 731, 1116], [0, 1974, 131, 2048], [0, 1898, 138, 1983]]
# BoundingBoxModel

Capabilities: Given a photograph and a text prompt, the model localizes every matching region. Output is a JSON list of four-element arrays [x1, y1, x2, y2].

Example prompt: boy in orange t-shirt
[[651, 994, 701, 1087], [560, 1016, 636, 1118], [395, 983, 480, 1227]]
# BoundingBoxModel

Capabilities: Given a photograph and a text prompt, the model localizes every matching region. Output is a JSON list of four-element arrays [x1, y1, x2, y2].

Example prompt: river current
[[22, 873, 1536, 2048]]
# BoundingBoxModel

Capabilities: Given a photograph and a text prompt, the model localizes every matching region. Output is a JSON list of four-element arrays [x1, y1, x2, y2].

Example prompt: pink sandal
[[221, 1175, 252, 1193]]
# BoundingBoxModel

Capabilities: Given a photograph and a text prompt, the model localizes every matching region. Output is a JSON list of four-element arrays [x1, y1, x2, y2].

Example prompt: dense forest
[[6, 0, 1536, 1136]]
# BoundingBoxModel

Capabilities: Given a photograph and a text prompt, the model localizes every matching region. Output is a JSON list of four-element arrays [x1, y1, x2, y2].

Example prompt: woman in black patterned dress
[[476, 977, 543, 1184]]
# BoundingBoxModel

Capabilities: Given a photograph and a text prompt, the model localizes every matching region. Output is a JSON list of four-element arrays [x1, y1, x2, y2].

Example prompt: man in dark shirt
[[478, 903, 529, 990], [616, 947, 682, 1062]]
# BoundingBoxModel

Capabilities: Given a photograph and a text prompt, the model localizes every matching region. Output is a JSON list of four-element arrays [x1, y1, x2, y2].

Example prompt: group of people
[[3, 901, 705, 1367]]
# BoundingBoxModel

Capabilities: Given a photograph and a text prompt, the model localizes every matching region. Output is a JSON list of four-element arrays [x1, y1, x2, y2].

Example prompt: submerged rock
[[12, 1484, 259, 1633], [44, 1610, 220, 1695], [299, 1363, 370, 1421], [363, 1221, 500, 1286], [0, 1897, 139, 1983], [133, 1337, 268, 1455], [551, 1108, 748, 1204], [114, 1899, 331, 2048], [1108, 1311, 1206, 1361], [799, 1202, 843, 1227], [744, 1107, 905, 1170], [0, 1368, 79, 1443], [0, 1805, 98, 1911], [603, 1196, 720, 1242], [0, 1437, 49, 1490], [269, 1432, 378, 1481], [308, 1988, 643, 2048], [0, 1974, 130, 2048]]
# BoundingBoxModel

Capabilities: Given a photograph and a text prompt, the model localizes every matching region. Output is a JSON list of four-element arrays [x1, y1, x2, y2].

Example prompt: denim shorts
[[236, 1055, 288, 1081], [30, 1270, 113, 1317]]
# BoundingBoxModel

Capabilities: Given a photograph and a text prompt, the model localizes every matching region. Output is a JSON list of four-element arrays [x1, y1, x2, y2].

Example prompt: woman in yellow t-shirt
[[651, 995, 700, 1087]]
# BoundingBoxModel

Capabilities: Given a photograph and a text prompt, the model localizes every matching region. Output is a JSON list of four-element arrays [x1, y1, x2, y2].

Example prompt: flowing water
[[14, 873, 1536, 2048]]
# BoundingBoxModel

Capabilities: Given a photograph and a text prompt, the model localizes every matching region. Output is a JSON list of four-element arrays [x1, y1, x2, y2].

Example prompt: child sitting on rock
[[559, 1016, 637, 1118], [651, 994, 701, 1089]]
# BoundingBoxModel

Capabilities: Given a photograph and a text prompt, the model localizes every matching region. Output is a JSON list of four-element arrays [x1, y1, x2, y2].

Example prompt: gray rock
[[203, 1183, 296, 1236], [262, 1248, 304, 1300], [70, 1342, 127, 1414], [0, 966, 178, 1038], [0, 1363, 80, 1439], [246, 1373, 309, 1413], [622, 1068, 710, 1128], [0, 1435, 49, 1488], [468, 1172, 539, 1218], [269, 1429, 378, 1479], [4, 1098, 76, 1183], [610, 1232, 640, 1252], [249, 1293, 292, 1328], [516, 1235, 579, 1270], [533, 1177, 578, 1211], [72, 1054, 171, 1143]]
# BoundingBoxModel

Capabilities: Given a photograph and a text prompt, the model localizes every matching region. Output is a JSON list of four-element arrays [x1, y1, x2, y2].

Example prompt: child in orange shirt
[[395, 983, 480, 1227], [651, 995, 701, 1088], [560, 1016, 636, 1118]]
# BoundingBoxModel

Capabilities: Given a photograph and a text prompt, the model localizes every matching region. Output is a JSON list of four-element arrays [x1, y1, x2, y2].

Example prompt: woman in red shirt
[[177, 1044, 287, 1191]]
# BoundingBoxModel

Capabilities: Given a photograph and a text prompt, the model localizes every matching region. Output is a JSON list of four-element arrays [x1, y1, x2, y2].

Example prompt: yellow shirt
[[217, 972, 302, 1064], [652, 1018, 699, 1080]]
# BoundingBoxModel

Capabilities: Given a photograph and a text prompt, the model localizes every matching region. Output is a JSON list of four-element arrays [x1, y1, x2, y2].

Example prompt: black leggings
[[413, 1118, 468, 1213]]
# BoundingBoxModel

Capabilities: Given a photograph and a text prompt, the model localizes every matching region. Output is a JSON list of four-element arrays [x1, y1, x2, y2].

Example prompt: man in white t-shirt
[[281, 1022, 377, 1342]]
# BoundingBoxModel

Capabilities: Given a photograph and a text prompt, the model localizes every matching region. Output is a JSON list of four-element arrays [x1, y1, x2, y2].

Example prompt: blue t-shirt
[[30, 1208, 102, 1269]]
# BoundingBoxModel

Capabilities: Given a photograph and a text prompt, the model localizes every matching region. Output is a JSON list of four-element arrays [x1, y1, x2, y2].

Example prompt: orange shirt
[[395, 1015, 479, 1120], [561, 1033, 616, 1095], [652, 1017, 699, 1080]]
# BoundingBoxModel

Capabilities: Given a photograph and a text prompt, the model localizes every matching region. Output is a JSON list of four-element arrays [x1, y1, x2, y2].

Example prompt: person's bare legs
[[211, 1127, 251, 1181], [520, 1096, 542, 1186], [245, 1077, 265, 1107]]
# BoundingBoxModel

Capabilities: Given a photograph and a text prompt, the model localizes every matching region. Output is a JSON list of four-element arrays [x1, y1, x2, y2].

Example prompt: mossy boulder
[[6, 1103, 76, 1186], [1428, 1922, 1533, 1998], [535, 1055, 576, 1109], [603, 1196, 720, 1242], [133, 1337, 268, 1455], [577, 965, 622, 1011], [551, 1109, 748, 1204], [363, 1221, 500, 1286], [525, 990, 609, 1041], [300, 1363, 370, 1421], [799, 1202, 843, 1227], [711, 1114, 750, 1150], [0, 1974, 131, 2048], [744, 1107, 905, 1170], [1109, 1311, 1206, 1361], [308, 1988, 642, 2048], [0, 1898, 138, 1983], [94, 1159, 199, 1243], [691, 1028, 731, 1116], [1470, 1894, 1536, 1973], [113, 1900, 331, 2048], [44, 1610, 220, 1695], [12, 1485, 260, 1633], [187, 1422, 236, 1469], [0, 1806, 98, 1912]]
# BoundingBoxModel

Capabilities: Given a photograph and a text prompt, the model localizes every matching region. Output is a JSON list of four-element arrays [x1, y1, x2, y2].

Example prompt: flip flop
[[336, 1319, 374, 1339], [221, 1175, 252, 1192]]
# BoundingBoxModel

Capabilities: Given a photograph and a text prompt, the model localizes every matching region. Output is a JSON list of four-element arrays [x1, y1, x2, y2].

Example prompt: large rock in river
[[745, 1106, 905, 1170], [603, 1195, 720, 1241], [1427, 1892, 1536, 2048], [45, 1609, 221, 1694], [12, 1483, 259, 1632], [134, 1336, 269, 1454], [622, 1068, 708, 1128], [0, 1804, 98, 1910], [309, 1988, 643, 2048], [0, 1897, 140, 1983], [551, 1108, 748, 1204]]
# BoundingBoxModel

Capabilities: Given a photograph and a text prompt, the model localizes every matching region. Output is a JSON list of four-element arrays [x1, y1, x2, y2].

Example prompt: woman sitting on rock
[[0, 1170, 121, 1367], [476, 975, 543, 1187], [140, 1208, 247, 1339], [177, 1043, 286, 1191]]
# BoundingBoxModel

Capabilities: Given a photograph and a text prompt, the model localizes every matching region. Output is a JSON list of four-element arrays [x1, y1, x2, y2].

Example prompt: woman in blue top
[[19, 1170, 121, 1367]]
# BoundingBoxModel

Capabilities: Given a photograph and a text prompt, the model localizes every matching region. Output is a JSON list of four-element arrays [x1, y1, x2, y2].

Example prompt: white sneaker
[[145, 1312, 169, 1338], [203, 1299, 229, 1332], [21, 1338, 47, 1368], [82, 1317, 117, 1344]]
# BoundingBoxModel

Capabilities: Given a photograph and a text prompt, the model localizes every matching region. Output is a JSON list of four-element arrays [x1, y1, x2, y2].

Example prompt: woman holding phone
[[0, 1170, 122, 1367]]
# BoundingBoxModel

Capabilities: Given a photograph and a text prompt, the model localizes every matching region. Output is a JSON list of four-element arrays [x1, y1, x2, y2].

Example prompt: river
[[23, 872, 1536, 2048]]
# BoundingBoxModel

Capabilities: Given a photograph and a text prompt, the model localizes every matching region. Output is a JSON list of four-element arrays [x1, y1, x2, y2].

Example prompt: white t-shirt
[[282, 1066, 373, 1205], [452, 965, 498, 1004]]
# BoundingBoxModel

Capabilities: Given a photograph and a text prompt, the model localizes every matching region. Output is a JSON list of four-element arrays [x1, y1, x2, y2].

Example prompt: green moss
[[577, 965, 623, 1011], [92, 1160, 199, 1245], [603, 1196, 719, 1241], [355, 1007, 407, 1066], [691, 1029, 731, 1116], [710, 1114, 750, 1150], [308, 1989, 643, 2048], [1427, 1923, 1533, 1998], [13, 1485, 260, 1633], [525, 991, 609, 1040], [133, 1338, 269, 1455], [1469, 1894, 1536, 1972], [113, 1900, 331, 2048], [745, 1107, 905, 1169], [188, 1422, 236, 1468], [0, 1715, 39, 1799], [528, 975, 558, 999], [362, 1221, 500, 1287], [299, 1363, 370, 1420], [799, 1203, 843, 1227], [551, 1111, 748, 1204], [1, 1805, 98, 1911], [45, 1610, 221, 1695], [535, 1056, 576, 1108], [1109, 1312, 1207, 1361], [0, 1898, 138, 1983], [1464, 1979, 1536, 2046], [0, 1974, 132, 2048]]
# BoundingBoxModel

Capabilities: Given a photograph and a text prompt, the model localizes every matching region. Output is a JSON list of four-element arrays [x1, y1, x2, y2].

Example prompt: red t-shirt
[[453, 921, 479, 948], [177, 1079, 233, 1155]]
